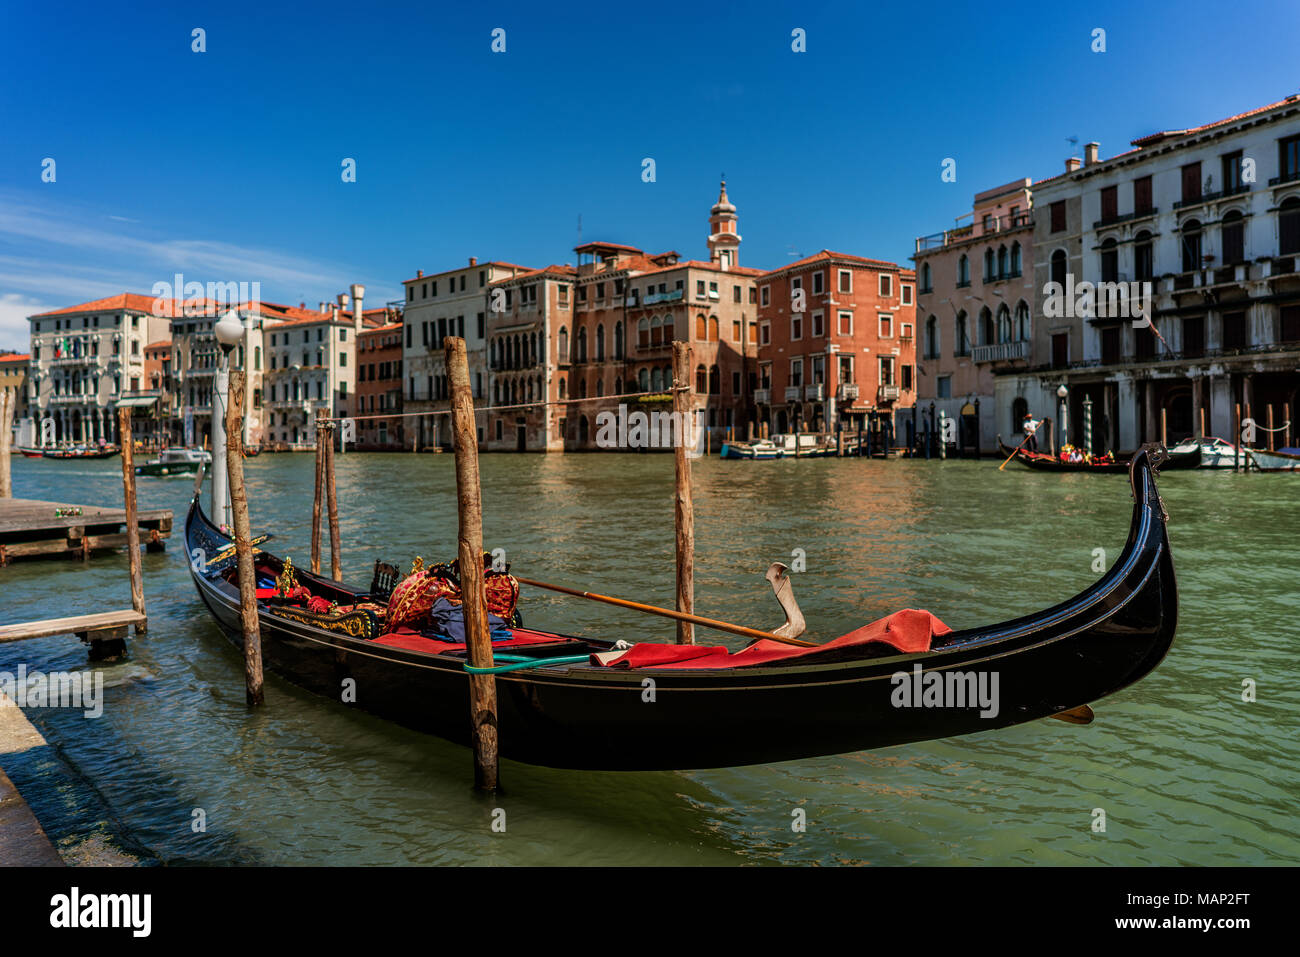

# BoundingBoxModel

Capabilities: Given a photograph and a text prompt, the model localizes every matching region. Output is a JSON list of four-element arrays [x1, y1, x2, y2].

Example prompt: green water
[[1, 452, 1297, 865]]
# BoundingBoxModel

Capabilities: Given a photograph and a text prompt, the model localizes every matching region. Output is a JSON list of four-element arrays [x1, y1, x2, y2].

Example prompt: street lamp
[[1057, 382, 1069, 445], [211, 310, 244, 529]]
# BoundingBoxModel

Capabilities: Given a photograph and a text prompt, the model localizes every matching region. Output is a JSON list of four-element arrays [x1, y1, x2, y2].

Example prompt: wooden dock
[[0, 498, 172, 564]]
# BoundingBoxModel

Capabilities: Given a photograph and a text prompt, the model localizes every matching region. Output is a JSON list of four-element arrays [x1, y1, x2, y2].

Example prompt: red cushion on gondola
[[595, 609, 951, 670]]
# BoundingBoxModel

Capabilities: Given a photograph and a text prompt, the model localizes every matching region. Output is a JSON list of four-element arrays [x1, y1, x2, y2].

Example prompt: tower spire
[[708, 179, 740, 270]]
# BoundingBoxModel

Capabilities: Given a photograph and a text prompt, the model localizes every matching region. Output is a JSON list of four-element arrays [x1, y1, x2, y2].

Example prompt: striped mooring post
[[1083, 396, 1093, 455]]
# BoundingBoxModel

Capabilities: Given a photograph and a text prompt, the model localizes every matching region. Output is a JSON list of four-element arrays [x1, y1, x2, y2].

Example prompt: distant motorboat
[[135, 447, 212, 477], [1167, 436, 1240, 469], [1247, 447, 1300, 472], [42, 445, 120, 460]]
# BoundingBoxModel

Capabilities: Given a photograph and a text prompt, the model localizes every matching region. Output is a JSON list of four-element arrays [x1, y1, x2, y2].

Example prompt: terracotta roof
[[29, 293, 224, 319], [402, 261, 533, 285], [144, 340, 172, 349], [491, 265, 579, 285], [574, 241, 643, 254], [0, 353, 31, 363], [761, 250, 912, 276], [359, 322, 403, 335]]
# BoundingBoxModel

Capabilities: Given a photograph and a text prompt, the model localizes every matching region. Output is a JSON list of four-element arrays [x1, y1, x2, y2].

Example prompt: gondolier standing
[[1023, 413, 1041, 452]]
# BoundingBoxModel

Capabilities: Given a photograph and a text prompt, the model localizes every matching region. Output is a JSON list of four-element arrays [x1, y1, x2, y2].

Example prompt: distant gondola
[[186, 448, 1178, 771], [997, 437, 1200, 472]]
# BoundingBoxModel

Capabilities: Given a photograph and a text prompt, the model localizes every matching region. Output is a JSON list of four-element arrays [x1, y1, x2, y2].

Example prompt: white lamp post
[[212, 310, 244, 529], [1057, 383, 1069, 444]]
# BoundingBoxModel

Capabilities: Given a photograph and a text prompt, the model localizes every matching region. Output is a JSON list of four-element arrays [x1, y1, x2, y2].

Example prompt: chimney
[[416, 269, 423, 278], [337, 293, 349, 311], [350, 283, 365, 333], [469, 257, 477, 267], [319, 301, 328, 314], [1065, 157, 1082, 173], [1084, 142, 1100, 165]]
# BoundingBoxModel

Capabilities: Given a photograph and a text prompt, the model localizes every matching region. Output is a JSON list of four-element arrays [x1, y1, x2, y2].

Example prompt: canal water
[[1, 452, 1296, 865]]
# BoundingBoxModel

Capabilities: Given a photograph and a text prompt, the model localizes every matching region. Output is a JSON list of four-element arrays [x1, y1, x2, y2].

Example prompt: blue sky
[[2, 0, 1299, 349]]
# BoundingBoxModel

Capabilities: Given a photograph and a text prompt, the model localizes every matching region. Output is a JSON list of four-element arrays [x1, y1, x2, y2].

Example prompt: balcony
[[784, 386, 802, 402], [878, 384, 901, 402], [1093, 207, 1159, 231], [914, 213, 1033, 253], [837, 383, 859, 402], [804, 383, 824, 401], [1173, 183, 1251, 210], [1267, 169, 1300, 188], [753, 388, 771, 405], [972, 341, 1029, 363]]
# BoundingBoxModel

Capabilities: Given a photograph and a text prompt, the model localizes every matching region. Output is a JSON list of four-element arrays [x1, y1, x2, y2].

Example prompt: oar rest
[[368, 560, 402, 601]]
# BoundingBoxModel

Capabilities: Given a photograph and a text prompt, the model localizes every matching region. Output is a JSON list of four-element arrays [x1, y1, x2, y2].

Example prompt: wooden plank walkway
[[0, 610, 146, 644], [0, 498, 171, 564]]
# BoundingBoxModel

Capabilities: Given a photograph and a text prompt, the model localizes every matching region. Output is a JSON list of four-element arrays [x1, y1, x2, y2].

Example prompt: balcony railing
[[1173, 183, 1251, 210], [804, 383, 824, 401], [878, 384, 901, 401], [1267, 169, 1300, 187], [753, 388, 771, 404], [837, 383, 859, 402], [972, 341, 1030, 363], [784, 386, 802, 402], [1093, 207, 1159, 230]]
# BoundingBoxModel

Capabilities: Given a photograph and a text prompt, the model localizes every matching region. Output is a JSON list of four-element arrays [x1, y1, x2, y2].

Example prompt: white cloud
[[0, 293, 54, 351]]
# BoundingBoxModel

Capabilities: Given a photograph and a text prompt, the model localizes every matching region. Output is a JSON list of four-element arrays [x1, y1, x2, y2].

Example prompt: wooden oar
[[1049, 704, 1095, 724], [513, 576, 818, 648], [998, 429, 1037, 471]]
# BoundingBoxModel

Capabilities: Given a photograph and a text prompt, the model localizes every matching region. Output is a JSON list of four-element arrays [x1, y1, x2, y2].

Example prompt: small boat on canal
[[997, 438, 1200, 473], [186, 447, 1178, 771], [42, 445, 120, 460], [1168, 436, 1239, 469], [1246, 447, 1300, 471], [136, 447, 212, 477]]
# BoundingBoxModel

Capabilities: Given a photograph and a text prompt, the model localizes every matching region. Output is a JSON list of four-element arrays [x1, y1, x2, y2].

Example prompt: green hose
[[463, 654, 591, 675]]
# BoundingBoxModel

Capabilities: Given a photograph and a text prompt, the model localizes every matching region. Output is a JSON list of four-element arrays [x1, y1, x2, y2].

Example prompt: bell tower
[[707, 179, 741, 271]]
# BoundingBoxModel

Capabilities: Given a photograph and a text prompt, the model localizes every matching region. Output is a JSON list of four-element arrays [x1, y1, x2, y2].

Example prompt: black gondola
[[997, 437, 1200, 472], [185, 448, 1178, 771]]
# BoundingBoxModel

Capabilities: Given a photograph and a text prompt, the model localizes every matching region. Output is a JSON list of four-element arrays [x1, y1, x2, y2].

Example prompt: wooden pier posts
[[1234, 403, 1242, 472], [311, 424, 325, 575], [672, 341, 694, 645], [445, 337, 499, 790], [324, 422, 341, 582], [1267, 404, 1276, 451], [1160, 408, 1168, 448], [0, 387, 12, 499], [116, 408, 146, 632], [224, 372, 264, 706]]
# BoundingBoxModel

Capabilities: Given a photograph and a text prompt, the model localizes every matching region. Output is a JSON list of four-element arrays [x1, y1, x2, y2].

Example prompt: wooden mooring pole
[[1267, 404, 1275, 451], [672, 341, 695, 645], [311, 423, 325, 575], [445, 336, 498, 790], [224, 372, 264, 706], [1234, 402, 1242, 472], [116, 407, 146, 632], [0, 387, 13, 499], [324, 421, 341, 581]]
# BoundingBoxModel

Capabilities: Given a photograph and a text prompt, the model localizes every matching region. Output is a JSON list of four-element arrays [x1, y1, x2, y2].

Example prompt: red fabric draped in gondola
[[591, 608, 951, 670]]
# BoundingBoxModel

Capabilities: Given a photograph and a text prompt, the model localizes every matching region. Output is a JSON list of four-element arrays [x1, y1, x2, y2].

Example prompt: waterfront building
[[753, 252, 917, 441], [913, 179, 1035, 454], [355, 314, 406, 450], [485, 264, 577, 451], [1, 353, 32, 446], [26, 294, 175, 445], [1000, 95, 1300, 452], [401, 259, 528, 450]]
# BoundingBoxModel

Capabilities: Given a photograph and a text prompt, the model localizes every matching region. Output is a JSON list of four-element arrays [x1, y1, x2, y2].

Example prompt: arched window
[[955, 311, 969, 356], [709, 364, 720, 394], [1100, 237, 1118, 283], [596, 324, 605, 361], [614, 322, 625, 359], [596, 379, 604, 397], [1279, 197, 1300, 255], [576, 327, 588, 362], [997, 304, 1012, 344], [662, 315, 673, 343], [614, 376, 622, 395], [1134, 231, 1154, 281], [695, 364, 707, 393], [925, 315, 939, 359], [638, 368, 649, 392], [958, 254, 970, 285], [650, 316, 663, 347], [1010, 242, 1021, 276], [558, 327, 569, 364], [997, 245, 1008, 278], [578, 377, 587, 399], [1015, 300, 1030, 341], [920, 262, 932, 292], [558, 376, 566, 399], [1222, 210, 1245, 264], [651, 367, 663, 391], [696, 314, 708, 340], [1050, 249, 1067, 288], [637, 318, 650, 349], [1180, 219, 1203, 272], [984, 248, 995, 281], [980, 307, 995, 346], [708, 316, 719, 341]]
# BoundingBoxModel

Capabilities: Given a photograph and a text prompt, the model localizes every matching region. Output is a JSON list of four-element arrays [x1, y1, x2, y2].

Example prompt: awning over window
[[115, 396, 159, 407]]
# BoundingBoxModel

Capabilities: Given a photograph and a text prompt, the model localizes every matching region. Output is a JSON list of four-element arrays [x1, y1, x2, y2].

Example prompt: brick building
[[355, 318, 405, 450]]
